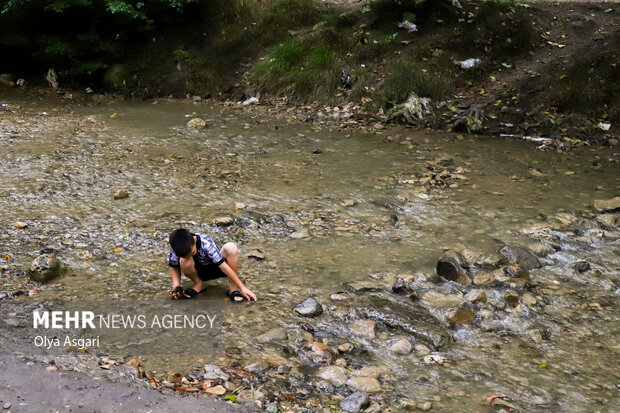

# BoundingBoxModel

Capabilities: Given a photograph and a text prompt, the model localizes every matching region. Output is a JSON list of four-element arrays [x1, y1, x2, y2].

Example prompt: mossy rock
[[28, 254, 68, 283]]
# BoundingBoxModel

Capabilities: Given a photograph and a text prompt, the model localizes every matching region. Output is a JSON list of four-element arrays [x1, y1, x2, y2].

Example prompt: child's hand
[[168, 286, 184, 300], [241, 286, 257, 301]]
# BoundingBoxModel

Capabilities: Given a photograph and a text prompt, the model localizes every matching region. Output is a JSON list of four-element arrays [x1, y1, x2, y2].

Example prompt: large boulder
[[594, 197, 620, 212], [499, 244, 541, 270], [436, 250, 471, 286], [28, 254, 68, 283], [353, 294, 451, 348]]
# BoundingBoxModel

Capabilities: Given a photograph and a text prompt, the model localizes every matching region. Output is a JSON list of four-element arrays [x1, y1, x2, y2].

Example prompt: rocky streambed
[[0, 90, 619, 412]]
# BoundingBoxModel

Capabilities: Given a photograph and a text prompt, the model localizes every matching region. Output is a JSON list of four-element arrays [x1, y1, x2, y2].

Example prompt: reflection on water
[[1, 97, 618, 411]]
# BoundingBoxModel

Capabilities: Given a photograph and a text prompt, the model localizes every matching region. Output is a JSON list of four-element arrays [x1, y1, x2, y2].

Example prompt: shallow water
[[1, 95, 618, 411]]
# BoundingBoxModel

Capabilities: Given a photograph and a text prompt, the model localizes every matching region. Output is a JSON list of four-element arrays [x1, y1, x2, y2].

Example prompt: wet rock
[[265, 402, 279, 413], [295, 297, 323, 317], [344, 199, 357, 207], [414, 343, 431, 355], [475, 253, 504, 268], [465, 289, 487, 303], [113, 189, 129, 200], [421, 291, 463, 309], [347, 377, 381, 392], [354, 294, 451, 348], [244, 360, 270, 374], [345, 280, 388, 293], [473, 272, 495, 286], [14, 221, 28, 229], [0, 292, 8, 300], [330, 291, 351, 301], [186, 118, 206, 129], [390, 338, 413, 354], [527, 241, 556, 257], [594, 197, 620, 212], [499, 244, 541, 271], [213, 216, 234, 226], [204, 363, 230, 381], [349, 320, 376, 338], [436, 250, 471, 286], [257, 327, 287, 343], [3, 402, 11, 410], [521, 293, 537, 306], [504, 290, 519, 307], [571, 261, 590, 273], [237, 389, 265, 403], [299, 341, 335, 366], [247, 249, 265, 260], [340, 391, 370, 412], [503, 264, 530, 279], [338, 343, 352, 353], [290, 228, 309, 239], [317, 366, 347, 385], [287, 328, 314, 346], [445, 307, 476, 327], [28, 254, 68, 283], [351, 367, 380, 378], [417, 401, 432, 411], [597, 213, 620, 227]]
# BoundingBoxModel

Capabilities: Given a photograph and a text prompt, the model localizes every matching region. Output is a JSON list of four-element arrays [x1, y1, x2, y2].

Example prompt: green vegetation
[[552, 51, 620, 122], [369, 60, 453, 110]]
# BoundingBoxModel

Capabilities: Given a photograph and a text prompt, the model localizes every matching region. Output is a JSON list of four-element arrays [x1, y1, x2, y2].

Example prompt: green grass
[[368, 60, 453, 110]]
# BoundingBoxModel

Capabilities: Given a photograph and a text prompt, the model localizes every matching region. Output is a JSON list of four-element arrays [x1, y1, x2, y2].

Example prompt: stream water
[[1, 94, 618, 411]]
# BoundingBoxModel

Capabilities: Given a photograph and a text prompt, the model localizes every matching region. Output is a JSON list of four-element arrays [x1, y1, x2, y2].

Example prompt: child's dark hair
[[169, 228, 194, 257]]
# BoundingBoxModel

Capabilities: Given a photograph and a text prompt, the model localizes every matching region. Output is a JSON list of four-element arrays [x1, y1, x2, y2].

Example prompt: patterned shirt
[[168, 233, 225, 268]]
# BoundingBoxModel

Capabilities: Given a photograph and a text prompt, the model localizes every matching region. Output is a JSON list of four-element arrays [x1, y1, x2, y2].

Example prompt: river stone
[[504, 290, 519, 306], [421, 291, 463, 309], [340, 391, 370, 413], [257, 327, 287, 343], [295, 297, 323, 317], [499, 244, 541, 270], [213, 216, 234, 226], [571, 261, 590, 273], [299, 341, 335, 366], [244, 360, 270, 374], [594, 197, 620, 212], [473, 272, 495, 286], [527, 241, 556, 257], [204, 363, 230, 381], [597, 213, 620, 227], [290, 229, 309, 239], [436, 250, 471, 286], [414, 343, 431, 355], [349, 320, 376, 338], [287, 328, 314, 346], [354, 294, 451, 348], [236, 389, 265, 403], [390, 338, 413, 354], [247, 249, 265, 260], [445, 307, 476, 327], [347, 377, 381, 392], [465, 289, 487, 303], [28, 254, 68, 283], [338, 343, 352, 353], [317, 366, 347, 385], [345, 280, 388, 293], [113, 189, 129, 199], [2, 402, 11, 410], [186, 118, 206, 129], [521, 293, 537, 306], [351, 367, 380, 378]]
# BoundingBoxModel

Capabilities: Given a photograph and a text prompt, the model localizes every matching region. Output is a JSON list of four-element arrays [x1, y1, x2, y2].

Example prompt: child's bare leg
[[179, 257, 203, 293], [221, 242, 241, 297]]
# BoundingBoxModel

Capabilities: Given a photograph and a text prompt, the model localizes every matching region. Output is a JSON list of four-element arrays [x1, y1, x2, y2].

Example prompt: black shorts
[[195, 259, 227, 281]]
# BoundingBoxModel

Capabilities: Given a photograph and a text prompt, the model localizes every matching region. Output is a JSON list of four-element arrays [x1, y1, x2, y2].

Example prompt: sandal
[[226, 290, 246, 303], [184, 288, 206, 298]]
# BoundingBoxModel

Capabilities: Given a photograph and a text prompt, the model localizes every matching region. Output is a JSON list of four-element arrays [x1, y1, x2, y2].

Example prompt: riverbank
[[1, 1, 618, 145]]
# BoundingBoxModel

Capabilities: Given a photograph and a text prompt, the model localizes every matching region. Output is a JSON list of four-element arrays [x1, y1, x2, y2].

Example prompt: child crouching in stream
[[167, 228, 257, 302]]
